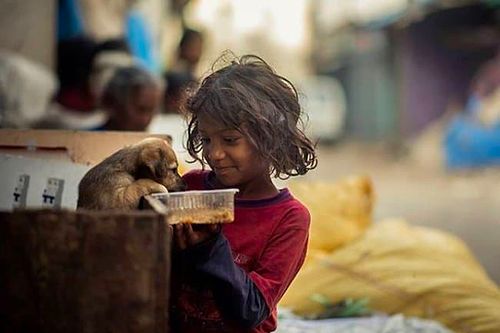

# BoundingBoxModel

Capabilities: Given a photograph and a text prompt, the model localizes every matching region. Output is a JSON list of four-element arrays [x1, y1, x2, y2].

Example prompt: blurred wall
[[185, 0, 312, 80], [0, 0, 56, 69], [397, 5, 497, 136]]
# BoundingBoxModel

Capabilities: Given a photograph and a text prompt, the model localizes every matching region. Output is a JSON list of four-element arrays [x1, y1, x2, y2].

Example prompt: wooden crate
[[0, 209, 171, 333]]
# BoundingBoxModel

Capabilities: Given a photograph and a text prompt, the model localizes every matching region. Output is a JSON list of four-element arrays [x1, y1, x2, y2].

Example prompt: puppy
[[77, 137, 186, 210]]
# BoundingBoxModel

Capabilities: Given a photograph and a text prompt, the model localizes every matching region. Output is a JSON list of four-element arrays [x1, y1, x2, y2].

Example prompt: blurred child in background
[[97, 65, 162, 131]]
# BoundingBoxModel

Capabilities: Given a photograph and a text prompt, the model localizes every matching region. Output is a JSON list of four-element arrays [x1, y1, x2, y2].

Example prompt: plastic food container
[[143, 189, 238, 224]]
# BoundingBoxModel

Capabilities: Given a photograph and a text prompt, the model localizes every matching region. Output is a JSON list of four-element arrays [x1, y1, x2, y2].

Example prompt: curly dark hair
[[184, 53, 317, 179]]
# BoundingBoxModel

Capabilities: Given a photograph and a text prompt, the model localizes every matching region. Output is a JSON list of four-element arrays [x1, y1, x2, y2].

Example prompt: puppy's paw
[[119, 179, 168, 209], [147, 182, 168, 194], [134, 178, 169, 195]]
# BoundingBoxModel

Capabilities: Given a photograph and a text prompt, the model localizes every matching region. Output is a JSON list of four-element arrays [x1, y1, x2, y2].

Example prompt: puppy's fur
[[77, 137, 186, 210]]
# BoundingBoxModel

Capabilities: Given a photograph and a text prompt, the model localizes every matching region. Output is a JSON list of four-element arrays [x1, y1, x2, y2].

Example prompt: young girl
[[170, 54, 317, 333]]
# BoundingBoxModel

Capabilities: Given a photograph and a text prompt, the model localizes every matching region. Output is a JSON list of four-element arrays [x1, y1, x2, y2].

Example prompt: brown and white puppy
[[77, 137, 186, 210]]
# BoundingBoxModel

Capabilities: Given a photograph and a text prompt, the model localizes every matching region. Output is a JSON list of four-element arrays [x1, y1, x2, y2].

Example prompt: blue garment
[[57, 0, 85, 40], [126, 10, 160, 73], [444, 114, 500, 168], [171, 232, 269, 331]]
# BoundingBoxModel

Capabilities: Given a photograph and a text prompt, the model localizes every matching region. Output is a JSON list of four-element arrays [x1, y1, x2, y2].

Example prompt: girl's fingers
[[174, 224, 187, 249], [184, 223, 197, 245], [175, 223, 221, 249], [167, 225, 174, 242], [209, 223, 221, 233]]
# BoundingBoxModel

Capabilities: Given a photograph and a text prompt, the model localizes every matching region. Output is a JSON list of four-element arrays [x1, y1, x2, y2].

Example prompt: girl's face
[[198, 114, 274, 197]]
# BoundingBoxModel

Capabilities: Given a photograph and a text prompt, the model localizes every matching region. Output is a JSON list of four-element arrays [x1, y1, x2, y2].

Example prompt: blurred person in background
[[162, 28, 203, 114], [170, 28, 204, 76], [36, 37, 136, 129], [0, 51, 57, 128], [444, 49, 500, 168], [163, 70, 196, 114], [470, 51, 500, 99], [95, 65, 162, 131], [461, 49, 500, 125], [55, 36, 97, 113], [89, 37, 135, 102]]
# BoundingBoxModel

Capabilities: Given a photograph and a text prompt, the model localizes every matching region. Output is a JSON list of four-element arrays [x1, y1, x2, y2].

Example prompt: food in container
[[143, 189, 238, 224]]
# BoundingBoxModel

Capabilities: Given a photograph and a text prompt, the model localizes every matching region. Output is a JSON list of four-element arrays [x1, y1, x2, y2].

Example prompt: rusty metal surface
[[0, 209, 171, 333]]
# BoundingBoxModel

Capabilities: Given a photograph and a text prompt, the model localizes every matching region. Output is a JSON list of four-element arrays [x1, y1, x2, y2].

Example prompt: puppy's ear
[[153, 159, 168, 180], [137, 146, 166, 180]]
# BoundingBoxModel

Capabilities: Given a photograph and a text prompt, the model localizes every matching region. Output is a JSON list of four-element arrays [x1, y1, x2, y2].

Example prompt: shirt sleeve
[[247, 209, 310, 311], [178, 232, 270, 329]]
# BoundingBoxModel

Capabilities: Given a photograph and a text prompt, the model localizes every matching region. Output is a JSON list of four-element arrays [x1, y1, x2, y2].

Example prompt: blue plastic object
[[444, 114, 500, 168], [57, 0, 85, 40], [126, 10, 160, 73]]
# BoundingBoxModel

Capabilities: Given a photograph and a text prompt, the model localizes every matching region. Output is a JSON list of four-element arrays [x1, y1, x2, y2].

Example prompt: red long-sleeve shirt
[[170, 170, 310, 332]]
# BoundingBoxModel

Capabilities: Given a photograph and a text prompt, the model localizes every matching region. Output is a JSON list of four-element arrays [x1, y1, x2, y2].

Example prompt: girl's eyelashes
[[223, 136, 240, 144], [199, 136, 240, 145]]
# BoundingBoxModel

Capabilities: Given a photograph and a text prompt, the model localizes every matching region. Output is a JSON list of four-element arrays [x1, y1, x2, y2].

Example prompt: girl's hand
[[173, 223, 221, 250]]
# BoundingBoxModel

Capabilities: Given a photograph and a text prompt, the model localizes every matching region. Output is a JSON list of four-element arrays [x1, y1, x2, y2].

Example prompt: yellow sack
[[281, 219, 500, 333], [289, 176, 373, 254]]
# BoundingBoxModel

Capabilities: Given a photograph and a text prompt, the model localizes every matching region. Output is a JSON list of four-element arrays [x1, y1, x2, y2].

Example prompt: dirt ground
[[299, 142, 500, 285]]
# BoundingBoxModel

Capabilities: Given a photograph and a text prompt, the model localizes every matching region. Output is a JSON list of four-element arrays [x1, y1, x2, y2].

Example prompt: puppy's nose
[[169, 179, 187, 192], [178, 181, 187, 191]]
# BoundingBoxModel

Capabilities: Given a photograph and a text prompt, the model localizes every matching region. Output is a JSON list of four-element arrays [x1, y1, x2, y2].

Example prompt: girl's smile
[[212, 166, 236, 181], [213, 166, 235, 174]]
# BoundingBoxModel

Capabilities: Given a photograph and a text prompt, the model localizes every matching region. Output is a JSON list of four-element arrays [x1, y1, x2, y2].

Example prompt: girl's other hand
[[173, 223, 220, 250]]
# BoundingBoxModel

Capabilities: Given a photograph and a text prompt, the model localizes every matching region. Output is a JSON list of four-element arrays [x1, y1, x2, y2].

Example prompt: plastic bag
[[289, 176, 373, 254], [281, 219, 500, 333]]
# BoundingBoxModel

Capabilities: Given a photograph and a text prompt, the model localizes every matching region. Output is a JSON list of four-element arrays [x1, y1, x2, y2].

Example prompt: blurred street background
[[0, 0, 499, 283]]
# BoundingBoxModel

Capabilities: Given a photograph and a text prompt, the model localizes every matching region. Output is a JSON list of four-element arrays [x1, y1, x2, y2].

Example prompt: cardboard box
[[0, 129, 171, 210]]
